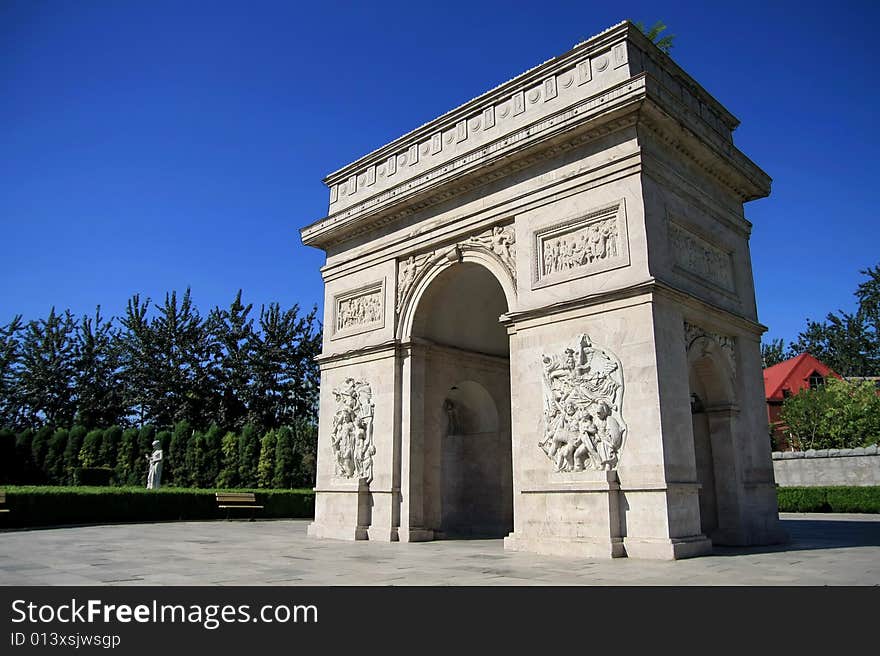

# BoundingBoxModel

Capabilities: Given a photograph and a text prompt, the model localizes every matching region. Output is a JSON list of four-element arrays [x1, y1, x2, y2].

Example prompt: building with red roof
[[763, 353, 841, 448]]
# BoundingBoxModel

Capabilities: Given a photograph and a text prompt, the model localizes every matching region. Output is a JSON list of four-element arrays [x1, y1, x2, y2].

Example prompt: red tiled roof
[[763, 353, 840, 401]]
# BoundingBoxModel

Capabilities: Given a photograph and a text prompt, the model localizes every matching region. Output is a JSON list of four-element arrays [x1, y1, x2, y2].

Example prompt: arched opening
[[408, 261, 513, 539], [687, 338, 739, 545]]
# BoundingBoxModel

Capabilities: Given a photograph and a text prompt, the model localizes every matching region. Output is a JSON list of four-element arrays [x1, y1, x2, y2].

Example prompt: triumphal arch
[[300, 21, 786, 559]]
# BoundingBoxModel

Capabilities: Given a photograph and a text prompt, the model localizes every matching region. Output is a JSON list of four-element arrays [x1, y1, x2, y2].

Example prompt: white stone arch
[[685, 335, 737, 409], [397, 245, 517, 342]]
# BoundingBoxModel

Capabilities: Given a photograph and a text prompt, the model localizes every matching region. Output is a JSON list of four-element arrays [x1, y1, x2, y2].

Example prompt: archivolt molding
[[395, 223, 517, 339], [684, 320, 737, 380]]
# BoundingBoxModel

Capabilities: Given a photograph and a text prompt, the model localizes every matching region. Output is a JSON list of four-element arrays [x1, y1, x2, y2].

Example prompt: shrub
[[78, 428, 104, 467], [45, 428, 69, 484], [217, 431, 239, 488], [100, 425, 122, 469], [0, 428, 15, 483], [31, 426, 54, 481], [115, 427, 140, 486], [63, 426, 86, 484], [273, 425, 297, 489], [74, 467, 114, 486], [238, 424, 259, 488], [0, 486, 315, 528], [257, 429, 277, 489], [14, 429, 35, 483], [168, 421, 191, 486], [776, 486, 880, 513]]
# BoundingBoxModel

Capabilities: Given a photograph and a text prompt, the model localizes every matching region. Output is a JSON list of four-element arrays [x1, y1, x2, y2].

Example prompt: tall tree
[[761, 338, 788, 368], [249, 303, 321, 431], [789, 264, 880, 376], [0, 316, 24, 429], [73, 307, 127, 428], [118, 294, 155, 427], [209, 290, 255, 431], [18, 308, 77, 428]]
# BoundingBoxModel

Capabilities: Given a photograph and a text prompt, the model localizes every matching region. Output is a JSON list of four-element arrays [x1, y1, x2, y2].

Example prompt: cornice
[[321, 21, 631, 186], [302, 77, 646, 249], [301, 21, 769, 252], [504, 278, 765, 337]]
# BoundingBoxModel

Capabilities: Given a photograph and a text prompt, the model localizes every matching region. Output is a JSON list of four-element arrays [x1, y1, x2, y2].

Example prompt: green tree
[[100, 425, 122, 469], [168, 421, 192, 486], [18, 308, 77, 428], [0, 316, 24, 429], [257, 429, 277, 488], [761, 338, 788, 368], [780, 378, 880, 450], [217, 431, 240, 488], [45, 428, 69, 484], [634, 20, 675, 54], [63, 425, 86, 483], [209, 291, 256, 432], [272, 425, 298, 489], [237, 424, 260, 488], [73, 308, 127, 428], [0, 428, 16, 483], [189, 425, 222, 488], [790, 264, 880, 376], [249, 304, 321, 431], [14, 428, 35, 483], [291, 418, 318, 488], [79, 428, 104, 468], [30, 425, 54, 482], [115, 427, 141, 485]]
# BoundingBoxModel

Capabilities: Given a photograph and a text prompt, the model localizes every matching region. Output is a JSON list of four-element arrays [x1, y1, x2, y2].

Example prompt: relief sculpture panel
[[330, 378, 376, 483], [539, 334, 627, 472], [669, 221, 735, 294], [532, 200, 628, 288], [332, 282, 384, 338]]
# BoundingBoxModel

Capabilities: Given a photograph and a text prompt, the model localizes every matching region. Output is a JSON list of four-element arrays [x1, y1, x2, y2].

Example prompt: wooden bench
[[216, 492, 263, 521], [0, 491, 9, 513]]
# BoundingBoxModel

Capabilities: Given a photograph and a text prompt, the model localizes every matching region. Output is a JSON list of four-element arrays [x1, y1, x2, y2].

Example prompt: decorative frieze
[[332, 282, 384, 338], [684, 320, 737, 378], [532, 200, 629, 288], [539, 334, 627, 472], [323, 41, 627, 212], [669, 221, 735, 294], [330, 378, 376, 483], [396, 223, 516, 314]]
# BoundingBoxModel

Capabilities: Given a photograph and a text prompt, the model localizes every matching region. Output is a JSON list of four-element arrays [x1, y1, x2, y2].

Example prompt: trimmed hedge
[[0, 486, 314, 529], [776, 486, 880, 514]]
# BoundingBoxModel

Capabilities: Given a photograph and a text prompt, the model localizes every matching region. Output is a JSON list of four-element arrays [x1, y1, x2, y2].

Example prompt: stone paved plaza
[[0, 513, 878, 585]]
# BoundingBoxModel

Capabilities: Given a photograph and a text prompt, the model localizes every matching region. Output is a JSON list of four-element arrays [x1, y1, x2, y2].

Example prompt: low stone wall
[[772, 445, 880, 487]]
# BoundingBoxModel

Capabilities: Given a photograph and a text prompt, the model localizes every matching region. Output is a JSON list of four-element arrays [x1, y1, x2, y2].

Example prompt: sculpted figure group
[[539, 334, 626, 472], [337, 292, 382, 331], [543, 218, 618, 276], [330, 377, 376, 483]]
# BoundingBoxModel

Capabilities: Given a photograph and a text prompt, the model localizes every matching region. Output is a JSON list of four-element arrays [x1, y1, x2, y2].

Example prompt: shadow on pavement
[[712, 518, 880, 556]]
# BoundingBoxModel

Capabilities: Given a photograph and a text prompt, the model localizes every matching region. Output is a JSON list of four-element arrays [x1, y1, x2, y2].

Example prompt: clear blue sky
[[2, 0, 878, 345]]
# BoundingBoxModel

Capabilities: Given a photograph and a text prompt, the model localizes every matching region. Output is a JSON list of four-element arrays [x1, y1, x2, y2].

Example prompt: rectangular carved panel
[[332, 281, 385, 339], [668, 221, 735, 294], [532, 200, 629, 289]]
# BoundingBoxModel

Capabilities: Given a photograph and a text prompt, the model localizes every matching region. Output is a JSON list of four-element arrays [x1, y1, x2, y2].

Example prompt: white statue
[[539, 334, 627, 472], [330, 378, 376, 483], [146, 440, 163, 489]]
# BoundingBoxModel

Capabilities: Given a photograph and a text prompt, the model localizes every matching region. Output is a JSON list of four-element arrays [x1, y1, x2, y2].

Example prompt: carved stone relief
[[333, 282, 384, 338], [330, 378, 376, 483], [669, 221, 735, 293], [396, 223, 516, 314], [539, 334, 627, 472], [684, 320, 737, 379], [532, 200, 628, 288]]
